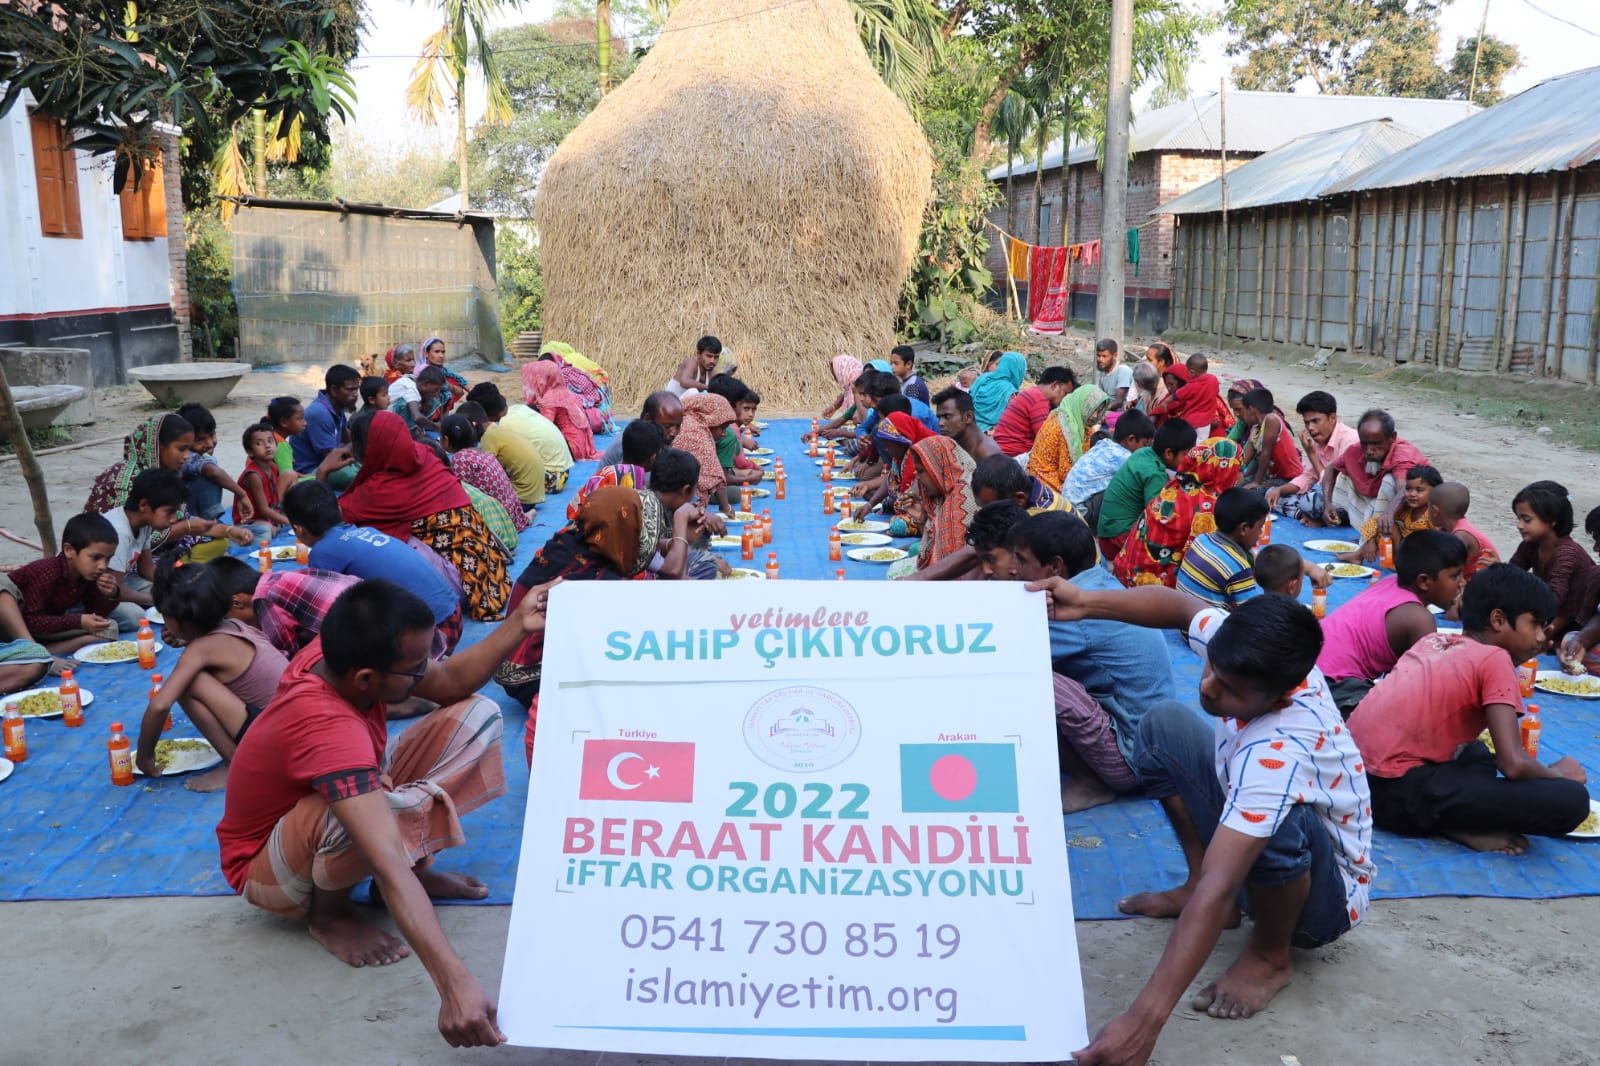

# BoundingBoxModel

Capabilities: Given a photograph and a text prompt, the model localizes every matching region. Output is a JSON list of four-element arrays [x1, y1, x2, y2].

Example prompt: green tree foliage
[[497, 228, 546, 343], [1225, 0, 1519, 100]]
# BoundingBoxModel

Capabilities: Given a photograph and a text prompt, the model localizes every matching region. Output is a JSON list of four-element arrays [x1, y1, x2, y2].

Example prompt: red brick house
[[986, 91, 1476, 333]]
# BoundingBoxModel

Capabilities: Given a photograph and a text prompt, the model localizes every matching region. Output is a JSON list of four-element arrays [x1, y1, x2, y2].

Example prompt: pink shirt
[[1316, 576, 1422, 682], [1452, 515, 1499, 576], [1348, 633, 1522, 778], [1288, 420, 1359, 494], [1330, 437, 1428, 499]]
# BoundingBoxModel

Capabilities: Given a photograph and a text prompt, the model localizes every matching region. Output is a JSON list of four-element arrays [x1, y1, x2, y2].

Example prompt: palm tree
[[406, 0, 517, 209]]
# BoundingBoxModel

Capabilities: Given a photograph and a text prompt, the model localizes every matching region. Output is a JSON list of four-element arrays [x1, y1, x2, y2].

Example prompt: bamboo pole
[[1588, 214, 1600, 383], [1280, 203, 1294, 343], [1407, 189, 1426, 363], [0, 366, 56, 555], [1435, 184, 1457, 366], [1535, 173, 1560, 377], [1230, 218, 1244, 337], [1346, 197, 1360, 351], [1311, 203, 1327, 347], [1552, 169, 1578, 380], [1365, 192, 1382, 354], [1253, 208, 1267, 339], [1384, 189, 1407, 362], [1265, 207, 1279, 343], [1452, 183, 1476, 368], [1218, 82, 1229, 353], [1492, 178, 1515, 372], [1502, 175, 1529, 374], [1302, 206, 1316, 345]]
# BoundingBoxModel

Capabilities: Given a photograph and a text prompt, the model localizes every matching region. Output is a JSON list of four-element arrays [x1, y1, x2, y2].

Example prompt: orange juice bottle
[[809, 417, 818, 439], [808, 435, 818, 458], [1520, 704, 1542, 757], [776, 473, 787, 500], [740, 485, 753, 513], [1517, 659, 1538, 700], [1258, 515, 1273, 547], [765, 552, 780, 581], [258, 537, 272, 573], [295, 538, 309, 565], [761, 510, 772, 541], [150, 673, 172, 731], [828, 527, 842, 561], [60, 670, 83, 727], [836, 568, 846, 581], [740, 526, 753, 561], [3, 707, 26, 763], [136, 619, 157, 670], [108, 722, 133, 786], [1311, 588, 1327, 620], [1379, 536, 1394, 570], [823, 490, 835, 515], [822, 460, 833, 484]]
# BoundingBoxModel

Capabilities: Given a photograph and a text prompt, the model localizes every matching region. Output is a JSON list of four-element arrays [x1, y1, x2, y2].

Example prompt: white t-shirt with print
[[102, 507, 153, 574], [1185, 608, 1376, 928]]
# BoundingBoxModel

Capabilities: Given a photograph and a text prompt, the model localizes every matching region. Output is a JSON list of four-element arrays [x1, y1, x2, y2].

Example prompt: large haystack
[[535, 0, 933, 409]]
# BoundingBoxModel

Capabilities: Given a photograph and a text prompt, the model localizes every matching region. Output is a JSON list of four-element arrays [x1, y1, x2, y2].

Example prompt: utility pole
[[1096, 0, 1134, 341]]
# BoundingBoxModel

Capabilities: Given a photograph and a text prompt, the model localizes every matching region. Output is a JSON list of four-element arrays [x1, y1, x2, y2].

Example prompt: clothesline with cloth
[[988, 219, 1156, 287]]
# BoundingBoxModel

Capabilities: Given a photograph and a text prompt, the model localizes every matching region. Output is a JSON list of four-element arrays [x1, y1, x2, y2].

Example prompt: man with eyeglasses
[[217, 576, 558, 1049]]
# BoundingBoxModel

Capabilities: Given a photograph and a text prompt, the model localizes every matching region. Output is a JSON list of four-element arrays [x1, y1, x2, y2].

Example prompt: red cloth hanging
[[1030, 247, 1070, 335]]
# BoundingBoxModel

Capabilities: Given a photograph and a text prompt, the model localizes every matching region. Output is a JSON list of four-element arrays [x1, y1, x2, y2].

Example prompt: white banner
[[499, 581, 1086, 1061]]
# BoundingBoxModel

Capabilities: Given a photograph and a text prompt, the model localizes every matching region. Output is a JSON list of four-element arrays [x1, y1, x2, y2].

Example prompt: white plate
[[748, 488, 771, 499], [1568, 799, 1600, 839], [724, 512, 759, 524], [73, 640, 164, 665], [749, 457, 773, 467], [719, 568, 767, 581], [1322, 563, 1375, 580], [837, 520, 890, 533], [143, 606, 164, 625], [0, 757, 11, 785], [1, 686, 96, 720], [839, 532, 892, 547], [1534, 670, 1600, 700], [133, 737, 223, 777], [760, 471, 777, 482], [833, 473, 859, 482], [748, 447, 774, 456], [847, 546, 909, 564], [1304, 539, 1360, 553], [709, 536, 744, 551], [269, 545, 299, 561]]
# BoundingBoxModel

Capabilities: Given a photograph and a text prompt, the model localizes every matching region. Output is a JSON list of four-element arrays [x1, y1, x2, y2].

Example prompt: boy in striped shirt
[[1177, 487, 1269, 610]]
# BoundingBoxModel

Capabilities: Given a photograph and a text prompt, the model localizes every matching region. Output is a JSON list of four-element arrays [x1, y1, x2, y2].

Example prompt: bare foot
[[1118, 885, 1242, 926], [1443, 828, 1529, 855], [307, 910, 411, 968], [1191, 945, 1295, 1019], [184, 764, 229, 793], [1062, 775, 1116, 814], [414, 868, 490, 901]]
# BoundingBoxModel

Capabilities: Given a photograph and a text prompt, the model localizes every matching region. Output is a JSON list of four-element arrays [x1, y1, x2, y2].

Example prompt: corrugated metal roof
[[988, 90, 1476, 181], [1327, 65, 1600, 193], [1156, 120, 1423, 215]]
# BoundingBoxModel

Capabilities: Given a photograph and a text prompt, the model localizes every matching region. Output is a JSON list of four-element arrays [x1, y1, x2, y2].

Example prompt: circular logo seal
[[743, 686, 861, 773]]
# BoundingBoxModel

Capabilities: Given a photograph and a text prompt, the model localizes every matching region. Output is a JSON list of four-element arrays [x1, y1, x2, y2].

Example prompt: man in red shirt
[[217, 577, 556, 1049], [992, 366, 1077, 458]]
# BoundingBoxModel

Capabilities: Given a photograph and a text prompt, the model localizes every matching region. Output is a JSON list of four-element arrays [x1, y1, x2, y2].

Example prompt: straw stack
[[535, 0, 933, 409]]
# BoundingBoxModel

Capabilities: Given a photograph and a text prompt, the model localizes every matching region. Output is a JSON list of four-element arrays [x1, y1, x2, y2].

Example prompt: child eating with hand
[[1176, 487, 1268, 610], [1252, 543, 1332, 600]]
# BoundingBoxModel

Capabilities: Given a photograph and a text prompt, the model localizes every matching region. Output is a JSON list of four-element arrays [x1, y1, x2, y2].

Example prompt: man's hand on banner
[[517, 578, 562, 634], [1026, 577, 1089, 622]]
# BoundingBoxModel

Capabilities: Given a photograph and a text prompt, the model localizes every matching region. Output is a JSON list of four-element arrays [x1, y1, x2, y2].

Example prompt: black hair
[[242, 421, 276, 452], [1295, 390, 1338, 417], [283, 480, 344, 537], [706, 373, 748, 406], [890, 344, 915, 365], [440, 414, 478, 451], [1460, 563, 1557, 632], [971, 454, 1028, 501], [325, 364, 361, 390], [1038, 365, 1077, 387], [876, 394, 912, 417], [1241, 387, 1275, 414], [966, 501, 1029, 552], [696, 336, 722, 356], [1357, 408, 1396, 437], [1214, 487, 1269, 533], [174, 403, 215, 436], [347, 408, 376, 461], [1153, 419, 1198, 457], [1112, 409, 1155, 443], [62, 512, 118, 551], [1512, 479, 1575, 537], [863, 369, 902, 402], [1088, 430, 1112, 447], [1587, 504, 1600, 540], [1006, 511, 1097, 577], [741, 389, 761, 406], [454, 401, 490, 437], [650, 448, 699, 495], [1208, 595, 1324, 694], [126, 468, 183, 511], [152, 558, 231, 635], [207, 555, 261, 599], [1095, 338, 1119, 354], [155, 412, 194, 444], [466, 382, 507, 417], [641, 391, 678, 419], [932, 386, 973, 415], [1186, 352, 1209, 374], [1146, 342, 1174, 368], [1396, 529, 1468, 587], [417, 365, 448, 387], [320, 580, 438, 676], [622, 420, 667, 467], [266, 396, 302, 428], [1253, 544, 1302, 591], [1405, 464, 1443, 488], [359, 376, 388, 405]]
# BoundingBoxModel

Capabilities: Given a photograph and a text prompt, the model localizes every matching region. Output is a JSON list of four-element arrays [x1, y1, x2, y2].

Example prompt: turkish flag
[[578, 740, 696, 803]]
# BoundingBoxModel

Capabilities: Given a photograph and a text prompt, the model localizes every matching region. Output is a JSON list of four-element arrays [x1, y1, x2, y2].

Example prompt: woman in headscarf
[[495, 486, 666, 760], [522, 360, 599, 460], [339, 410, 511, 620], [567, 462, 650, 522], [384, 345, 416, 384], [1113, 437, 1243, 588], [820, 354, 864, 420], [1225, 378, 1268, 444], [1028, 384, 1111, 493], [675, 392, 738, 510], [868, 411, 935, 537], [540, 342, 617, 434], [417, 337, 467, 415], [907, 436, 978, 573], [969, 351, 1027, 432]]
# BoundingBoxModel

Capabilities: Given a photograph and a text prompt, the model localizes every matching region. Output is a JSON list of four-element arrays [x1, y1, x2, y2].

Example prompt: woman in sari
[[418, 337, 468, 415], [871, 411, 934, 538], [567, 463, 650, 522], [1225, 378, 1268, 444], [675, 393, 738, 510], [495, 486, 666, 760], [540, 342, 617, 434], [339, 410, 511, 620], [1028, 384, 1111, 493], [1113, 437, 1243, 588], [907, 436, 978, 573], [384, 345, 416, 384], [969, 351, 1026, 432], [522, 361, 599, 460], [820, 354, 864, 420]]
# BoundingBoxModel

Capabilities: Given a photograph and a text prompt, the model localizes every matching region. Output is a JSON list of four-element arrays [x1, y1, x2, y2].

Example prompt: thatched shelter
[[535, 0, 933, 408]]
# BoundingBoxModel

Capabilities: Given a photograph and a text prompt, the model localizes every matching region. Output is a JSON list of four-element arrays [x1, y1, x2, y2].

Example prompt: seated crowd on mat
[[10, 332, 1600, 1057]]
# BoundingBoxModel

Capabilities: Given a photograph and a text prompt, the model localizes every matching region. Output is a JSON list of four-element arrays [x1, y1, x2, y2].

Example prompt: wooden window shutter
[[29, 112, 83, 239], [119, 158, 168, 240]]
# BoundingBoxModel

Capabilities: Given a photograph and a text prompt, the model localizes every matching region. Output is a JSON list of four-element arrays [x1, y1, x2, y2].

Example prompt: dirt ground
[[5, 339, 1600, 1065]]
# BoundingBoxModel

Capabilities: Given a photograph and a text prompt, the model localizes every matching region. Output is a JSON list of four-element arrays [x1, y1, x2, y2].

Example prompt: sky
[[343, 0, 1600, 156]]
